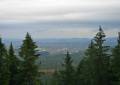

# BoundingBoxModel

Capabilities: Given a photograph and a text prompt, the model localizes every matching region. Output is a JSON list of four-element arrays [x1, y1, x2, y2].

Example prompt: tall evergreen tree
[[112, 32, 120, 85], [76, 56, 89, 85], [58, 51, 75, 85], [19, 33, 40, 85], [91, 27, 111, 85], [93, 26, 111, 85], [76, 41, 97, 85], [0, 37, 10, 85], [77, 27, 111, 85], [8, 43, 19, 85]]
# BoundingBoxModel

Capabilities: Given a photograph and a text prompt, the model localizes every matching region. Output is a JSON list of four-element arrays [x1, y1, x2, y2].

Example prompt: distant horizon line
[[2, 37, 117, 40]]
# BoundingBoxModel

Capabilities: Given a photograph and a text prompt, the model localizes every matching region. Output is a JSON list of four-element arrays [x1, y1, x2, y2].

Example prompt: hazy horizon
[[0, 0, 120, 39]]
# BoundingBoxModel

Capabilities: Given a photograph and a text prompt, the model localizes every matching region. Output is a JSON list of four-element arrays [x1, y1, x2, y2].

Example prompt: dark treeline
[[0, 26, 120, 85], [0, 33, 40, 85]]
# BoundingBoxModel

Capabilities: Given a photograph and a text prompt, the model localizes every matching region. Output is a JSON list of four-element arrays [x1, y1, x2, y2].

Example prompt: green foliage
[[50, 70, 60, 85], [1, 28, 120, 85], [92, 26, 111, 85], [76, 57, 87, 85], [76, 40, 99, 85], [56, 51, 75, 85], [0, 37, 10, 85], [76, 27, 112, 85], [112, 32, 120, 85], [8, 43, 20, 85], [19, 33, 40, 85]]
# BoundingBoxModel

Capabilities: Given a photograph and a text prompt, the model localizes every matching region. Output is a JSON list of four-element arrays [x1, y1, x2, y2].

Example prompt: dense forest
[[0, 27, 120, 85]]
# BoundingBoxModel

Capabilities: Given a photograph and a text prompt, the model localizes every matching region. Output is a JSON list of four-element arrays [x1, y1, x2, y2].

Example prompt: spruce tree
[[77, 27, 111, 85], [0, 37, 10, 85], [76, 57, 88, 85], [112, 32, 120, 85], [19, 33, 40, 85], [76, 41, 97, 85], [8, 43, 19, 85], [93, 26, 111, 85], [59, 51, 75, 85]]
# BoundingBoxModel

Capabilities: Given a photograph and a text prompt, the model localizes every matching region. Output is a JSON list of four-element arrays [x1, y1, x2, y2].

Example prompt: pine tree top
[[99, 25, 102, 31], [94, 26, 106, 46], [96, 26, 105, 38], [9, 42, 15, 57], [10, 42, 14, 51], [65, 51, 73, 64], [19, 32, 39, 60], [26, 32, 32, 39]]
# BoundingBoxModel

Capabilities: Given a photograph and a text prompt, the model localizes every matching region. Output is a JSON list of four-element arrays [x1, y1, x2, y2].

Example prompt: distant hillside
[[2, 38, 118, 69], [38, 51, 84, 69]]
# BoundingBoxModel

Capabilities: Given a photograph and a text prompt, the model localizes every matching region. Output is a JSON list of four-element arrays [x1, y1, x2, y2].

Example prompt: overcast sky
[[0, 0, 120, 39]]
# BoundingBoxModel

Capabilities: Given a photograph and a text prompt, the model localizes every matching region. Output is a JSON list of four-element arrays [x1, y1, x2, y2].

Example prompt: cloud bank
[[0, 0, 120, 39], [0, 0, 120, 21]]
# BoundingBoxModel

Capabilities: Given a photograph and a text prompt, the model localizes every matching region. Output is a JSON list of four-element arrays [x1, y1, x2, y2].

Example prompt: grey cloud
[[0, 0, 120, 21], [0, 0, 120, 39]]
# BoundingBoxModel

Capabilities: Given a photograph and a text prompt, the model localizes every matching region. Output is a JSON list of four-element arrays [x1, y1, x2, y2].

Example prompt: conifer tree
[[58, 51, 75, 85], [76, 41, 97, 85], [19, 33, 40, 85], [93, 26, 111, 85], [76, 57, 88, 85], [0, 37, 10, 85], [112, 32, 120, 85], [77, 27, 111, 85], [8, 43, 19, 85]]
